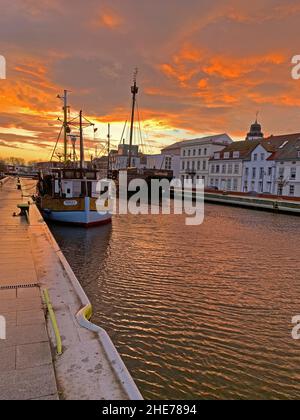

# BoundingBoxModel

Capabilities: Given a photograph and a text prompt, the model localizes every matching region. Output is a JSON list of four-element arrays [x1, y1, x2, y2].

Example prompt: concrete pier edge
[[20, 178, 143, 400], [43, 219, 143, 400], [0, 176, 11, 186]]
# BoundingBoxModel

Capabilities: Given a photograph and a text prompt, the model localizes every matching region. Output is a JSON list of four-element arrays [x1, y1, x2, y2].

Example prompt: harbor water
[[50, 203, 300, 400]]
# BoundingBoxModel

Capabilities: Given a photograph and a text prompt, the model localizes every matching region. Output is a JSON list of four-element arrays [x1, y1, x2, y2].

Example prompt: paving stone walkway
[[0, 179, 58, 400]]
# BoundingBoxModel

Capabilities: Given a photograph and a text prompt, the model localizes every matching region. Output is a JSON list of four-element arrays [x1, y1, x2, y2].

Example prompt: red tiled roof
[[262, 133, 300, 160], [210, 140, 261, 161]]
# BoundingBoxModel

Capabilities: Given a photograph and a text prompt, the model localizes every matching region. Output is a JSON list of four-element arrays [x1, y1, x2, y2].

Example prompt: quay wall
[[42, 213, 143, 400], [21, 179, 142, 400], [174, 188, 300, 215], [204, 193, 300, 215], [0, 176, 11, 185]]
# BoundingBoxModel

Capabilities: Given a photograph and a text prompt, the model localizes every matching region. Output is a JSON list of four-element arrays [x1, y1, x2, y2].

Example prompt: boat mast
[[79, 110, 84, 170], [128, 68, 139, 168], [107, 123, 111, 178], [63, 90, 68, 163]]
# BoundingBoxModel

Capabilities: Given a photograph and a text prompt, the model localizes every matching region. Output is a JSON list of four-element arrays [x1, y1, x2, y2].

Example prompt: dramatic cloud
[[0, 0, 300, 160]]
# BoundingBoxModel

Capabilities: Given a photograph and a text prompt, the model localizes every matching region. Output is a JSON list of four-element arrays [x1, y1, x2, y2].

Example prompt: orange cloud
[[203, 53, 286, 79], [160, 63, 197, 86], [197, 78, 208, 89], [92, 9, 123, 29]]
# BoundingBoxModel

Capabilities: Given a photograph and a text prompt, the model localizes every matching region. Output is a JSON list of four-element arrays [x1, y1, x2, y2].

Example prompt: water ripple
[[50, 204, 300, 400]]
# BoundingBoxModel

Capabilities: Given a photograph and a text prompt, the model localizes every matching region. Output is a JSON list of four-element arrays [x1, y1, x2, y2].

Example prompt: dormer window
[[224, 152, 230, 159], [214, 152, 220, 159], [279, 141, 289, 149], [233, 151, 240, 159]]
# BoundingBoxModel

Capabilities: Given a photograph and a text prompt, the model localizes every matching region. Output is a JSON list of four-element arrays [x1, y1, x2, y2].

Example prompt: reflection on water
[[50, 204, 300, 400]]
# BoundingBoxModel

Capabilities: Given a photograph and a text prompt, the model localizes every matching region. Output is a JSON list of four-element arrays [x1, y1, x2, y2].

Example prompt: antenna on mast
[[107, 123, 111, 178], [128, 68, 139, 168], [256, 110, 259, 123], [57, 90, 70, 163]]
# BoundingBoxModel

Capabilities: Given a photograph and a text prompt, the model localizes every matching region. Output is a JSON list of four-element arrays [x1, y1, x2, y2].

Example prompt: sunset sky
[[1, 0, 300, 161]]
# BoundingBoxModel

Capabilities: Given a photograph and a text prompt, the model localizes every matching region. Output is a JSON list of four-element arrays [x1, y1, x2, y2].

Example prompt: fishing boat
[[37, 91, 112, 227]]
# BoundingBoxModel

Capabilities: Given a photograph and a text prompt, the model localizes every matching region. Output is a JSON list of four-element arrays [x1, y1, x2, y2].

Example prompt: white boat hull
[[43, 209, 112, 227], [42, 196, 112, 227]]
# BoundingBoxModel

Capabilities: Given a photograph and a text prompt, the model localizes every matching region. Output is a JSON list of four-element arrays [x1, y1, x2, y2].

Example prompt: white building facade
[[179, 134, 232, 187], [209, 133, 300, 197], [146, 154, 181, 178], [110, 144, 141, 170], [242, 144, 276, 194]]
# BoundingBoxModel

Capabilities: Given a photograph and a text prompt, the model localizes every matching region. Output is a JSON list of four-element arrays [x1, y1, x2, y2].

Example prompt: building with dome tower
[[246, 112, 264, 141], [246, 115, 264, 141]]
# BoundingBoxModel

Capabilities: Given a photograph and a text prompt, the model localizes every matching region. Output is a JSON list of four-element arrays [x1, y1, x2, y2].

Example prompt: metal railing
[[43, 289, 63, 356]]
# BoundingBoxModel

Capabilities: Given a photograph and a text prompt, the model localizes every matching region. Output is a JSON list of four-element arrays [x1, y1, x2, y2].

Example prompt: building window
[[182, 161, 185, 170], [268, 167, 272, 176], [279, 167, 284, 178], [216, 165, 220, 174], [165, 157, 172, 170], [192, 161, 195, 171], [228, 164, 233, 174], [252, 168, 256, 179], [187, 161, 190, 170], [188, 150, 191, 157], [211, 165, 215, 173], [259, 168, 264, 179], [193, 149, 196, 156], [198, 149, 202, 156], [222, 164, 226, 174], [245, 167, 249, 177], [234, 164, 239, 174], [224, 152, 230, 159], [233, 151, 240, 159], [289, 185, 295, 196], [204, 148, 207, 155], [227, 179, 232, 190], [233, 179, 238, 191], [197, 161, 201, 170], [183, 150, 186, 157], [203, 161, 207, 170], [291, 167, 296, 180], [261, 153, 265, 161], [254, 154, 258, 161], [210, 178, 214, 186]]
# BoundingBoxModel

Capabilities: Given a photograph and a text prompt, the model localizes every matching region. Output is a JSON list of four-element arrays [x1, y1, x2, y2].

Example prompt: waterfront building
[[92, 155, 109, 178], [263, 133, 300, 197], [146, 153, 180, 178], [110, 143, 141, 170], [209, 132, 300, 197], [209, 141, 260, 192], [241, 142, 275, 194], [179, 134, 233, 186]]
